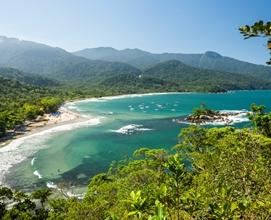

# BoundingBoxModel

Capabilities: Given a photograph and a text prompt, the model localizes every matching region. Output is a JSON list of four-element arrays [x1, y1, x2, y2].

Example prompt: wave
[[46, 181, 58, 189], [66, 105, 88, 113], [156, 104, 164, 108], [111, 124, 152, 135], [33, 170, 42, 179], [0, 117, 102, 185], [31, 157, 36, 166], [67, 105, 77, 110]]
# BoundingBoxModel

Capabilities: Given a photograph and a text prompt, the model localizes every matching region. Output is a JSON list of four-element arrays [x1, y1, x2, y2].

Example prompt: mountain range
[[73, 47, 271, 79], [0, 36, 271, 93]]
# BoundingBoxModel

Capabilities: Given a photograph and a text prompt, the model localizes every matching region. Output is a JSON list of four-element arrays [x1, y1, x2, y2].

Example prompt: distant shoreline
[[65, 89, 269, 105]]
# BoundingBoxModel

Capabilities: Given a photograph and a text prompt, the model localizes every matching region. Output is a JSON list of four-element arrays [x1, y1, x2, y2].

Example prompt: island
[[178, 105, 249, 125]]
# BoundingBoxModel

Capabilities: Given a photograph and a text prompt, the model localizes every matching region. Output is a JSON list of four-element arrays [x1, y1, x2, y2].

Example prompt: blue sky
[[0, 0, 270, 64]]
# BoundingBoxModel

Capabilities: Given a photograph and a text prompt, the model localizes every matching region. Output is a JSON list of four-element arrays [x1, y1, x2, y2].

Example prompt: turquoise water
[[4, 91, 271, 191]]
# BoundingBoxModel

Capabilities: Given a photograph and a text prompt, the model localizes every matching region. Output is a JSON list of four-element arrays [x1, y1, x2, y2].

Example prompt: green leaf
[[230, 202, 238, 212]]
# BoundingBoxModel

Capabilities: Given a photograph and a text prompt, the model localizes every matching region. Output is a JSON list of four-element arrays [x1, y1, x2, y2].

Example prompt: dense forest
[[0, 75, 61, 137], [0, 105, 271, 219], [0, 67, 80, 138]]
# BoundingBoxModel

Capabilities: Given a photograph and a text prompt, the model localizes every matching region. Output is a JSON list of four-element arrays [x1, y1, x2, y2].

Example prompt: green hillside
[[0, 67, 59, 87], [142, 60, 271, 91], [96, 60, 271, 93], [53, 60, 141, 82]]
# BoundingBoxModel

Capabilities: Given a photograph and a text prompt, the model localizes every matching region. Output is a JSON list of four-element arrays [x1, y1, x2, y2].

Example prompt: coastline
[[70, 89, 267, 104], [68, 92, 191, 104], [0, 106, 86, 147]]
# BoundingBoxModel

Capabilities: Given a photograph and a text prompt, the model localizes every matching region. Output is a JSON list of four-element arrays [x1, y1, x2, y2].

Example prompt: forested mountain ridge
[[73, 47, 159, 69], [0, 36, 271, 93], [0, 36, 141, 81], [74, 47, 271, 79]]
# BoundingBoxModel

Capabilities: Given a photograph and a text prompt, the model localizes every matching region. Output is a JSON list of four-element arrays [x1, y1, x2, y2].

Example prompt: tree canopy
[[239, 20, 271, 64]]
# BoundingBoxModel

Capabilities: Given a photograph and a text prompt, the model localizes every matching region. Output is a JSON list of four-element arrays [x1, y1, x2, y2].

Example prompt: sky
[[0, 0, 270, 64]]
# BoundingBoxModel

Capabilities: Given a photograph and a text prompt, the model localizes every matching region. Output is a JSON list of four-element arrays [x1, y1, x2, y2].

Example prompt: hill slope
[[143, 60, 271, 90], [0, 67, 59, 87]]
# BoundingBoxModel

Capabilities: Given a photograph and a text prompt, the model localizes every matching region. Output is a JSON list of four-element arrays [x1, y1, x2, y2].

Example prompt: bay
[[3, 90, 271, 191]]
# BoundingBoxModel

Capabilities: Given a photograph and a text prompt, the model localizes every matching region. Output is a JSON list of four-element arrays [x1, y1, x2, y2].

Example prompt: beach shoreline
[[0, 105, 87, 148]]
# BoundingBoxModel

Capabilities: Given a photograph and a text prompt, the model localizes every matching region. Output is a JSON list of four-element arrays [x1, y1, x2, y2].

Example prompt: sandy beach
[[0, 105, 88, 147]]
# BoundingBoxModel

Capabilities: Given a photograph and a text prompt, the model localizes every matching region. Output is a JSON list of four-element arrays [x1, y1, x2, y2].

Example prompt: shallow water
[[3, 91, 271, 191]]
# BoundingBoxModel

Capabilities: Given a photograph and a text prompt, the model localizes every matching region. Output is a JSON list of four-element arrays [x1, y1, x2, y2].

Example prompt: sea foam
[[33, 170, 42, 179], [46, 181, 58, 189], [112, 124, 152, 135]]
